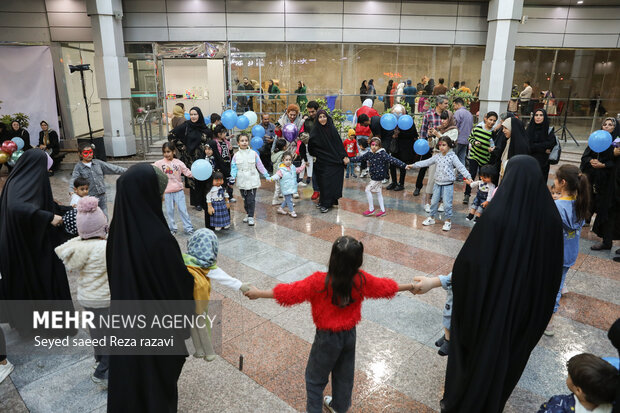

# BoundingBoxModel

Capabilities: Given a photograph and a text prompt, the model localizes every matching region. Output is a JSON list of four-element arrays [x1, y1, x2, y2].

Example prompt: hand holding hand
[[244, 286, 261, 300], [405, 164, 413, 170], [208, 206, 215, 215], [51, 215, 63, 227], [412, 276, 435, 295], [545, 149, 551, 154], [343, 157, 350, 165], [464, 179, 473, 185]]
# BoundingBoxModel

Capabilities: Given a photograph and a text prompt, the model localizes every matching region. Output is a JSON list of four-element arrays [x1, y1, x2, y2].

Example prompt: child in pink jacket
[[153, 142, 194, 235]]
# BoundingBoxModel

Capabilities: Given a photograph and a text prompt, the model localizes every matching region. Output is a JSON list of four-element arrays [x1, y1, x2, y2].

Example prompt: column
[[478, 0, 524, 117], [86, 0, 136, 156]]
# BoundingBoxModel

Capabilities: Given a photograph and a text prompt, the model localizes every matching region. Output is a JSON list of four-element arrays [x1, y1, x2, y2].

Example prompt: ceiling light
[[577, 1, 583, 4]]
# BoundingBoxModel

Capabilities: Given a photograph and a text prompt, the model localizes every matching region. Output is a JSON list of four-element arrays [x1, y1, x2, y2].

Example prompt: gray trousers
[[305, 328, 356, 413], [95, 193, 108, 217], [240, 188, 256, 217]]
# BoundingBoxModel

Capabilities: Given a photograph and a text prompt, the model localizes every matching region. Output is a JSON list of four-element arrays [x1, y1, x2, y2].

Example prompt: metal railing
[[133, 107, 163, 159]]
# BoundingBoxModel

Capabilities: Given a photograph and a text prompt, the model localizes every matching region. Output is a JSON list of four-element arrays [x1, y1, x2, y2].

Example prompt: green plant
[[1, 113, 30, 129]]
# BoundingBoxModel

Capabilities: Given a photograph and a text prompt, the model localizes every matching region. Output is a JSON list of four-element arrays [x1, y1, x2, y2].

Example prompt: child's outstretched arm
[[98, 160, 128, 175], [413, 273, 452, 294], [245, 287, 274, 300]]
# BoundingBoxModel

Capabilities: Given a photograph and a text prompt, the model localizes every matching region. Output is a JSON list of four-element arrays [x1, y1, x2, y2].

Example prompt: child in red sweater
[[245, 236, 414, 413], [343, 129, 359, 178]]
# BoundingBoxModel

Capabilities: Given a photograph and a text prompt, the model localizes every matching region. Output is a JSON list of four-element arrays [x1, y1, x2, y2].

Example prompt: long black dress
[[106, 164, 194, 413], [442, 155, 563, 413], [525, 109, 556, 180], [308, 110, 347, 209], [389, 121, 419, 186], [0, 150, 74, 335], [168, 107, 212, 207]]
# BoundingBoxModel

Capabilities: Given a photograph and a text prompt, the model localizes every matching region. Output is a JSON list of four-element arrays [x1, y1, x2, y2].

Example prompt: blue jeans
[[312, 173, 319, 191], [346, 162, 355, 177], [454, 143, 468, 179], [164, 190, 193, 232], [431, 184, 454, 219], [281, 194, 294, 212], [553, 266, 570, 313]]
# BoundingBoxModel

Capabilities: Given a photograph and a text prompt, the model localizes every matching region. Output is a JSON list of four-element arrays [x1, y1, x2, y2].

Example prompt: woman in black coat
[[38, 120, 64, 172], [526, 109, 556, 181], [9, 121, 32, 151], [387, 109, 419, 191], [359, 80, 368, 104], [168, 107, 212, 211]]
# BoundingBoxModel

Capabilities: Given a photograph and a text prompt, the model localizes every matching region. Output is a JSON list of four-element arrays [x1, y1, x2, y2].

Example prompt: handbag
[[548, 127, 561, 165]]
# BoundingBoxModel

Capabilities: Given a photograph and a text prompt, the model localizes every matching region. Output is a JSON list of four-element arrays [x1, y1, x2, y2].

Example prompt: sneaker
[[324, 396, 336, 413], [543, 324, 555, 336], [351, 174, 357, 178], [224, 225, 230, 230], [413, 188, 421, 196], [204, 354, 216, 362], [293, 193, 300, 199], [272, 199, 280, 205], [422, 217, 435, 226], [214, 227, 221, 231], [305, 177, 311, 184], [466, 213, 474, 221], [375, 210, 386, 218], [442, 221, 452, 231], [185, 229, 194, 235], [363, 209, 375, 216], [194, 205, 203, 211], [229, 198, 237, 203], [382, 179, 389, 184], [435, 335, 446, 347], [289, 211, 297, 218], [247, 217, 255, 226], [298, 181, 307, 187], [360, 170, 368, 178], [277, 207, 287, 215], [0, 361, 14, 384], [438, 203, 444, 212], [320, 206, 330, 213], [278, 194, 283, 199], [91, 371, 108, 387], [393, 184, 404, 192], [438, 339, 450, 356], [424, 204, 431, 213], [462, 194, 470, 205], [311, 191, 320, 200], [242, 215, 249, 223], [386, 182, 397, 190], [345, 174, 349, 179]]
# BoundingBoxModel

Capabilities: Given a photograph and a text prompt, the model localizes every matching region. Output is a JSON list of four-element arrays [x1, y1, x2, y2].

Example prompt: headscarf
[[362, 99, 373, 108], [186, 229, 218, 268], [525, 109, 550, 145], [438, 110, 457, 134], [442, 155, 563, 413], [184, 106, 209, 152], [172, 105, 184, 119], [152, 165, 168, 196], [603, 117, 620, 138], [308, 110, 347, 165]]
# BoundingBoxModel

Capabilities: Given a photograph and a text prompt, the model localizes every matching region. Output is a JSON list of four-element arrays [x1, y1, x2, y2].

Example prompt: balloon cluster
[[379, 104, 413, 132], [220, 110, 259, 131], [0, 138, 25, 165]]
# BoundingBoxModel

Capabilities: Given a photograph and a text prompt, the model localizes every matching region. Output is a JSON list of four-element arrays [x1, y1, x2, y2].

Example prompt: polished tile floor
[[0, 162, 618, 413]]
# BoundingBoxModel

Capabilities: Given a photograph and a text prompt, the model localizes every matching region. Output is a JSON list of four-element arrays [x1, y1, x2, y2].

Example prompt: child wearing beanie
[[183, 229, 251, 361], [54, 196, 110, 386], [343, 129, 359, 178]]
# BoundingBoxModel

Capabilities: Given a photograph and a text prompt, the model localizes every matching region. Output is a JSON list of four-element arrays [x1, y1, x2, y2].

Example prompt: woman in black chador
[[0, 150, 74, 336], [106, 164, 194, 412], [441, 155, 563, 413]]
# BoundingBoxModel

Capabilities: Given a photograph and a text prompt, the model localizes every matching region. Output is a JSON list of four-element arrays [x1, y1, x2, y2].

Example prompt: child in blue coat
[[269, 152, 306, 218]]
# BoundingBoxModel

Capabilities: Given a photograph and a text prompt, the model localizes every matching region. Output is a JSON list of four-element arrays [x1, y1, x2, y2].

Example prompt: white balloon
[[244, 111, 258, 126], [362, 99, 373, 108]]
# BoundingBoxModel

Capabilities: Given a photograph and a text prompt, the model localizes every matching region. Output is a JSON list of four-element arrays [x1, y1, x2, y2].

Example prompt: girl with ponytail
[[545, 164, 590, 336]]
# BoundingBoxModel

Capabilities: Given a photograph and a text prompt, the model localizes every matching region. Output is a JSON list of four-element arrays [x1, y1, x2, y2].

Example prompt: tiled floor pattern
[[0, 164, 618, 413]]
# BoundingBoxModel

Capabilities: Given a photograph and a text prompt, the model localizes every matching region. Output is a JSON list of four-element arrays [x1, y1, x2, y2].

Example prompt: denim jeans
[[95, 193, 108, 217], [312, 173, 319, 191], [431, 183, 454, 219], [281, 194, 294, 212], [346, 162, 355, 177], [305, 328, 356, 413], [164, 190, 194, 233], [553, 266, 570, 313], [454, 143, 468, 179]]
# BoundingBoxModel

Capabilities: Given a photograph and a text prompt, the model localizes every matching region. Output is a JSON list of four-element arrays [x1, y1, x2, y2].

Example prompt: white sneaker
[[247, 217, 255, 226], [229, 197, 237, 203], [442, 221, 452, 231], [293, 193, 300, 199], [0, 361, 14, 384], [381, 179, 388, 184], [323, 395, 336, 413], [424, 204, 431, 213], [272, 199, 280, 205], [438, 203, 445, 212], [289, 211, 297, 218], [242, 215, 249, 223], [298, 181, 307, 187], [360, 170, 368, 178], [277, 207, 287, 215], [422, 217, 435, 226]]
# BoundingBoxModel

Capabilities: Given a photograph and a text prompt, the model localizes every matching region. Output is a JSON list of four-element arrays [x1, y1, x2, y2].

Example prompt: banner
[[0, 46, 59, 147]]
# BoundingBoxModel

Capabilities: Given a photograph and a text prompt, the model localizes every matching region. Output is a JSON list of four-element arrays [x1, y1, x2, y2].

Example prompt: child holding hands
[[245, 236, 414, 413], [412, 273, 453, 356], [206, 171, 230, 231], [407, 136, 472, 231], [269, 152, 306, 217]]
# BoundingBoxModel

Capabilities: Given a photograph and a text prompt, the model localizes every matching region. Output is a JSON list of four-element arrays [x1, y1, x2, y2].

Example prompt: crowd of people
[[0, 89, 618, 413]]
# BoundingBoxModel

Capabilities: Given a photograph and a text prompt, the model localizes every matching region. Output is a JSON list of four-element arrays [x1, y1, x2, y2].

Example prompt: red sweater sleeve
[[273, 272, 321, 307], [360, 271, 399, 299]]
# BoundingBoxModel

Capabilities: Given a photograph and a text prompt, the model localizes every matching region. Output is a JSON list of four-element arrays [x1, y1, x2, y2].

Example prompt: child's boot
[[438, 339, 450, 356]]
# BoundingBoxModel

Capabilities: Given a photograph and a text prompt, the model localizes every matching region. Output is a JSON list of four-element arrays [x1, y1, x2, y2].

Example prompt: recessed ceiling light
[[577, 1, 583, 3]]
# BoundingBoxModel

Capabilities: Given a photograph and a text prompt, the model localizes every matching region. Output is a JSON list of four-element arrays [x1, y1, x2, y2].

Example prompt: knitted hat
[[348, 129, 356, 138], [152, 165, 168, 196], [503, 117, 512, 132], [187, 228, 218, 268], [76, 196, 108, 239]]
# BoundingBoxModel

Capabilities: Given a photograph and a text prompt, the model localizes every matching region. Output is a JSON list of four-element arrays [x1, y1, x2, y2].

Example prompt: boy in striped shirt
[[463, 111, 497, 204]]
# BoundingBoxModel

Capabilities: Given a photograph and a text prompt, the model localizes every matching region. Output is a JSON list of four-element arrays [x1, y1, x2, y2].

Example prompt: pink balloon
[[282, 123, 298, 142], [46, 152, 53, 170]]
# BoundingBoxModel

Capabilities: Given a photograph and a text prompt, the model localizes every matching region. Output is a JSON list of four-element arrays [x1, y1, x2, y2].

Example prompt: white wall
[[0, 0, 619, 48]]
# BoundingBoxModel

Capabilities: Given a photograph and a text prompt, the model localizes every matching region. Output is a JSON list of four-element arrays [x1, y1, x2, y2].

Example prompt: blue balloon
[[221, 109, 237, 130], [236, 115, 250, 130], [398, 114, 414, 130], [380, 113, 397, 131], [204, 116, 210, 125], [250, 137, 263, 151], [414, 139, 430, 156], [11, 137, 24, 151], [588, 129, 612, 153], [184, 112, 190, 120], [251, 124, 265, 138], [378, 96, 384, 102], [191, 159, 213, 181]]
